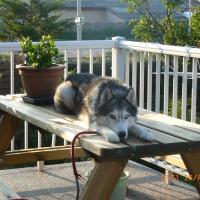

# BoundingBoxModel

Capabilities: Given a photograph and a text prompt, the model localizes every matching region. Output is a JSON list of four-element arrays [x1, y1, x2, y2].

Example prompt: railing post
[[111, 37, 125, 81], [10, 51, 15, 151]]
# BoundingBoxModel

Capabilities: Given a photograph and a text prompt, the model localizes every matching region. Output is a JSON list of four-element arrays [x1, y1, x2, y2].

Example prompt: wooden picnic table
[[0, 94, 200, 200]]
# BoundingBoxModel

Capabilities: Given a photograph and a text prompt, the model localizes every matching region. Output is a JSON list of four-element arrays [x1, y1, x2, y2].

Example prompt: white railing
[[0, 37, 200, 152], [119, 39, 200, 123]]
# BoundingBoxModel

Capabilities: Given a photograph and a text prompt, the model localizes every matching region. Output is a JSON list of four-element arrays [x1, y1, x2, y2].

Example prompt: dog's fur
[[54, 73, 154, 143]]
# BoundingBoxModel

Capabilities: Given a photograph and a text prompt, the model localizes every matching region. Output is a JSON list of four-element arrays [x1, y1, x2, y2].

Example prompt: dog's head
[[95, 86, 137, 140]]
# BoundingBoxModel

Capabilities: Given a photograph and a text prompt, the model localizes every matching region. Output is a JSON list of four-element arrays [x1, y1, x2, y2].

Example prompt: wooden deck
[[0, 161, 199, 200]]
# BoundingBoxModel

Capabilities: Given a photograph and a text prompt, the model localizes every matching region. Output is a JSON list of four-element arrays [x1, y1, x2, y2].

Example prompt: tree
[[0, 0, 73, 41], [124, 0, 191, 45], [191, 6, 200, 47]]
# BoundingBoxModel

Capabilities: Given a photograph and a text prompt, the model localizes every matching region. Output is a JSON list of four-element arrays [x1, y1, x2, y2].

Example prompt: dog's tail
[[54, 81, 76, 114]]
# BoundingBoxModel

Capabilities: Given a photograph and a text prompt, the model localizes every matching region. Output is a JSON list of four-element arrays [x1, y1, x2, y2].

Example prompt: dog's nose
[[118, 131, 126, 139]]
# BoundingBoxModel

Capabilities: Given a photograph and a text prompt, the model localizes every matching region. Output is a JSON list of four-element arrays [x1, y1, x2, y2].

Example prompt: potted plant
[[16, 35, 64, 104]]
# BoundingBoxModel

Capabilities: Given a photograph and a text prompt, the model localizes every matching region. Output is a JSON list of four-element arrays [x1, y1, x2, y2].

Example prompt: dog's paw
[[105, 132, 120, 143], [140, 130, 154, 142]]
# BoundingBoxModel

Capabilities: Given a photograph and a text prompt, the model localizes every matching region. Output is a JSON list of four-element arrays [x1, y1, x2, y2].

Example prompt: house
[[59, 0, 190, 26], [56, 0, 191, 39], [57, 0, 130, 36]]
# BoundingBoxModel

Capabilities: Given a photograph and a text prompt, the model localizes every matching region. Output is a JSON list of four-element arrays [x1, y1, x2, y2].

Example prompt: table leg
[[80, 158, 129, 200], [0, 113, 22, 155], [181, 151, 200, 195]]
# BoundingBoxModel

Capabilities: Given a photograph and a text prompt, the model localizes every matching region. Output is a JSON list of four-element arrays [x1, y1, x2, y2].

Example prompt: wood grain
[[157, 155, 186, 170], [80, 158, 129, 200], [181, 150, 200, 195], [138, 108, 200, 134], [0, 113, 22, 156], [2, 146, 86, 166]]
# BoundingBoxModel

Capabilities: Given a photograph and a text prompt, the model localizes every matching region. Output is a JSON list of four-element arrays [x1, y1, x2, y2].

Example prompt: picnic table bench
[[0, 94, 200, 200]]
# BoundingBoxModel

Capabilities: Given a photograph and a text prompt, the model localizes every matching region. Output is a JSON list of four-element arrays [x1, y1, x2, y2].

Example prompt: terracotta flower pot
[[16, 64, 64, 99]]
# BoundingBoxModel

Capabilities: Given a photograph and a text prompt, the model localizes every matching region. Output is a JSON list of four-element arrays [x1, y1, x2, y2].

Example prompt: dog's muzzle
[[118, 131, 126, 139]]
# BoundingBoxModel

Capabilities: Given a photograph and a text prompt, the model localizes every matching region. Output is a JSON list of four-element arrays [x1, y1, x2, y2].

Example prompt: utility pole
[[75, 0, 84, 40], [75, 0, 84, 72]]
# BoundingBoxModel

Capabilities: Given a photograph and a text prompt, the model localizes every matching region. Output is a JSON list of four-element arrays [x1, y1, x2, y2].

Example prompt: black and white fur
[[54, 73, 154, 143]]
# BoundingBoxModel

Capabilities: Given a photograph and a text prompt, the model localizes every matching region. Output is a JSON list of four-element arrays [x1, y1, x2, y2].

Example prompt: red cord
[[71, 131, 97, 200], [11, 199, 28, 200]]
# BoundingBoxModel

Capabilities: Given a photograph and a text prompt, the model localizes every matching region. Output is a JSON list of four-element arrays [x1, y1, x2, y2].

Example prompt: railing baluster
[[64, 50, 68, 145], [191, 58, 197, 123], [64, 50, 68, 79], [10, 51, 14, 94], [172, 56, 178, 118], [155, 54, 161, 112], [52, 134, 56, 147], [147, 53, 152, 110], [139, 52, 144, 108], [38, 131, 42, 148], [24, 122, 28, 149], [125, 50, 130, 85], [77, 49, 81, 73], [10, 51, 15, 151], [63, 50, 68, 145], [102, 49, 106, 76], [64, 140, 67, 145], [89, 49, 93, 74], [132, 51, 137, 98], [164, 55, 169, 115], [37, 131, 44, 171], [181, 57, 188, 120]]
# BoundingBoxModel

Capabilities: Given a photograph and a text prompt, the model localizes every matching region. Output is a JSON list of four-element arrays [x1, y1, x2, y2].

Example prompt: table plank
[[157, 155, 186, 170], [79, 135, 133, 158], [138, 108, 200, 134], [137, 116, 200, 141], [0, 95, 86, 142], [2, 146, 86, 166]]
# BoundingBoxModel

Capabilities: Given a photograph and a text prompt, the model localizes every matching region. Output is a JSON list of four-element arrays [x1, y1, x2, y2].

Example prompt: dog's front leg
[[128, 124, 154, 142], [90, 123, 120, 143]]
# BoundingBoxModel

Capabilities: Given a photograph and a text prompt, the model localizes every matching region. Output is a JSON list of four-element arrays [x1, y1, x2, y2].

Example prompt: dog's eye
[[109, 114, 116, 120], [124, 114, 130, 119]]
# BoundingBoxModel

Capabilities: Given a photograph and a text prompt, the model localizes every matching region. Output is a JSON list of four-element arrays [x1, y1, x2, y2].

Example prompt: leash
[[71, 131, 97, 200], [11, 199, 28, 200]]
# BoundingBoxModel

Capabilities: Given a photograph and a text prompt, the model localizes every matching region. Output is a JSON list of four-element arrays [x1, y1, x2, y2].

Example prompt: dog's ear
[[125, 88, 136, 104], [99, 87, 113, 106]]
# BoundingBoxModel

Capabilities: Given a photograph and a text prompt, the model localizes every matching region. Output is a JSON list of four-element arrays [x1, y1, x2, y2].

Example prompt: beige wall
[[105, 10, 124, 23]]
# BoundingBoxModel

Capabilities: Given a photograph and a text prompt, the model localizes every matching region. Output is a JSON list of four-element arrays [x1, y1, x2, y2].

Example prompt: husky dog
[[54, 73, 154, 143]]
